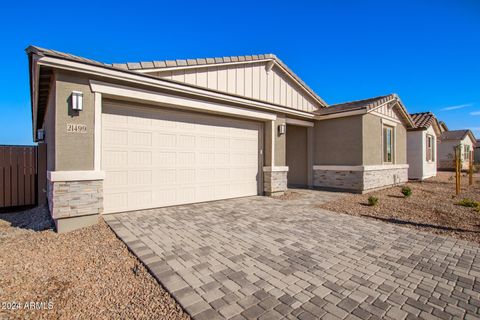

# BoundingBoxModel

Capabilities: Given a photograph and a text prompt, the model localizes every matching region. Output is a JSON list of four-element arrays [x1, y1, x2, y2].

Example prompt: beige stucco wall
[[314, 115, 363, 166], [43, 77, 56, 171], [362, 114, 382, 165], [396, 123, 407, 164], [274, 114, 287, 166], [362, 113, 407, 166], [264, 114, 287, 167], [54, 71, 95, 171]]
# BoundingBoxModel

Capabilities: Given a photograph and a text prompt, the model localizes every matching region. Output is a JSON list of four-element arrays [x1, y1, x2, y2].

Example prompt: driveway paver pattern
[[105, 189, 480, 320]]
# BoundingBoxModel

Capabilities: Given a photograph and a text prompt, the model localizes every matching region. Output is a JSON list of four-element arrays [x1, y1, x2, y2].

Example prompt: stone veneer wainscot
[[263, 166, 289, 196], [313, 165, 408, 193], [47, 180, 103, 219]]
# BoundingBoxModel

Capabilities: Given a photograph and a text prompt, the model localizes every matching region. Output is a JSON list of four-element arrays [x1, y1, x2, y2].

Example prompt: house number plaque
[[67, 124, 87, 133]]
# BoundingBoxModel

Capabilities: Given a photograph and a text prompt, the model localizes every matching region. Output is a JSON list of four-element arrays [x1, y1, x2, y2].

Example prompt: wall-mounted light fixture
[[72, 91, 83, 111], [37, 129, 45, 141], [278, 123, 286, 135]]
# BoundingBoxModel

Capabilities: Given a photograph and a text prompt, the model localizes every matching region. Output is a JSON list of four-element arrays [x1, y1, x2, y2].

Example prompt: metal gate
[[0, 145, 37, 208]]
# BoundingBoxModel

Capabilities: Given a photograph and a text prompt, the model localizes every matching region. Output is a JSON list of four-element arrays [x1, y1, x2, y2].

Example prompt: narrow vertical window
[[383, 126, 393, 163], [426, 135, 435, 162]]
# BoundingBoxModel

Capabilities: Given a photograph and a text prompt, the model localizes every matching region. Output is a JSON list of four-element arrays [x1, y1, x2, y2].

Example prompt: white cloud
[[470, 111, 480, 116], [441, 103, 473, 111]]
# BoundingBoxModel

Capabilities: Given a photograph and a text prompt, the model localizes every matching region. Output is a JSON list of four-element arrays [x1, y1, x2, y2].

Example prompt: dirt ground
[[319, 171, 480, 244], [0, 206, 190, 320]]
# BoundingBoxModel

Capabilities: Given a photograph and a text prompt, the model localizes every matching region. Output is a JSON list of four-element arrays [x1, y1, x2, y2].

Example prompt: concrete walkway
[[105, 190, 480, 320]]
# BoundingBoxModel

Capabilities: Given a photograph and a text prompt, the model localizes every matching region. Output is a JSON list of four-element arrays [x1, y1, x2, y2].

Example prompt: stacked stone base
[[313, 165, 408, 193], [47, 179, 103, 233], [263, 167, 288, 196]]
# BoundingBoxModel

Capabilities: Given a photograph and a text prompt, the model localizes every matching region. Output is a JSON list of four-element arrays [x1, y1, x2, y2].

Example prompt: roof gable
[[409, 112, 442, 135], [315, 94, 414, 127], [26, 46, 327, 113], [142, 60, 323, 113], [440, 129, 476, 143]]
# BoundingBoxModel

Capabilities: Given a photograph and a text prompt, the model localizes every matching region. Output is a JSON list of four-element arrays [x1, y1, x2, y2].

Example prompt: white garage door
[[102, 102, 262, 214]]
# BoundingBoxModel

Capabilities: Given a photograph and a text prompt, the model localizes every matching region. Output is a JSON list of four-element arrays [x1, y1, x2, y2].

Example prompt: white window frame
[[426, 134, 435, 162], [383, 125, 395, 164]]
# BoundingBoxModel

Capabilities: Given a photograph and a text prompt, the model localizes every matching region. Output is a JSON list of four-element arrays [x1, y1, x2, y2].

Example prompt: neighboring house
[[407, 112, 441, 180], [438, 130, 476, 170], [27, 46, 412, 232], [475, 139, 480, 164]]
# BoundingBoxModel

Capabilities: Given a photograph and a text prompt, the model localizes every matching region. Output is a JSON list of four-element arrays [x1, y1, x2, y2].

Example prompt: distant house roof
[[314, 94, 414, 127], [410, 112, 436, 129], [25, 45, 327, 107], [439, 121, 449, 132], [440, 129, 476, 142], [476, 139, 480, 148]]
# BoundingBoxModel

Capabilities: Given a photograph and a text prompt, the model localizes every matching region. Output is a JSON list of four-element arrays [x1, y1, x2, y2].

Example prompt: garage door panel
[[102, 102, 261, 213]]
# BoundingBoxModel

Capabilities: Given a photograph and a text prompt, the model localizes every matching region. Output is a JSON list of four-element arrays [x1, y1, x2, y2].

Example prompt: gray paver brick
[[107, 189, 480, 320]]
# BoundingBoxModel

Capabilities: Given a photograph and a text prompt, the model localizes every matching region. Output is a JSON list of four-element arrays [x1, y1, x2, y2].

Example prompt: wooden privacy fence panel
[[0, 146, 37, 208]]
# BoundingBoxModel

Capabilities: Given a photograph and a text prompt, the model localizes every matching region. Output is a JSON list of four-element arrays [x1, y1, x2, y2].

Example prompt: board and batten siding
[[148, 62, 319, 112]]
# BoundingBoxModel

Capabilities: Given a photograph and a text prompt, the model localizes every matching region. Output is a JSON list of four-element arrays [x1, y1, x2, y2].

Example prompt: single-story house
[[474, 139, 480, 164], [27, 46, 413, 232], [438, 129, 476, 170], [407, 112, 441, 180]]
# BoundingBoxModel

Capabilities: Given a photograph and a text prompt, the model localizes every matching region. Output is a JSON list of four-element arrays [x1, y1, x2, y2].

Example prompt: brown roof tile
[[440, 130, 472, 141], [410, 112, 436, 129]]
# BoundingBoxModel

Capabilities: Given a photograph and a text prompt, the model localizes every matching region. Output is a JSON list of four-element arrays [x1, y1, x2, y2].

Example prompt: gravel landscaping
[[0, 206, 190, 320], [319, 171, 480, 244]]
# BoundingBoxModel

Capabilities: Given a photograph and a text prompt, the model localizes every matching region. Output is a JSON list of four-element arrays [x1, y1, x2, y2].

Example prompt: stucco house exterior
[[27, 46, 412, 232], [312, 95, 413, 192], [438, 130, 476, 170], [407, 112, 441, 180]]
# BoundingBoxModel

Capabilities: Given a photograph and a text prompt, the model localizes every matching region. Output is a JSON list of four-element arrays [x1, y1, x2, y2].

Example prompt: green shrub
[[401, 186, 412, 198], [368, 196, 379, 206], [457, 198, 479, 208]]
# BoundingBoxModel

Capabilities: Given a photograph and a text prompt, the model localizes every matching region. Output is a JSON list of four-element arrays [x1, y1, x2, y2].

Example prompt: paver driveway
[[105, 190, 480, 320]]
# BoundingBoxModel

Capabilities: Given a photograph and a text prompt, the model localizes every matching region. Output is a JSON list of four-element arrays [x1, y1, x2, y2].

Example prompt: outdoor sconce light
[[72, 91, 83, 111], [37, 129, 45, 141], [278, 123, 286, 135]]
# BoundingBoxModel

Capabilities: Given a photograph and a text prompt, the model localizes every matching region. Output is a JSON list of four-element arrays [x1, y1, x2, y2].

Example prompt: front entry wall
[[286, 125, 308, 186], [102, 102, 262, 213]]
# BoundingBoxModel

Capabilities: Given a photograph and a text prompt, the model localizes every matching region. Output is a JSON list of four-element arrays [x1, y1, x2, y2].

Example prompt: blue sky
[[1, 0, 479, 145]]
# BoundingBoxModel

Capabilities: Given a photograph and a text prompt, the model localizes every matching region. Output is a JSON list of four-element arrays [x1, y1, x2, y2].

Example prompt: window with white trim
[[383, 125, 394, 163], [426, 134, 435, 162], [464, 145, 471, 161]]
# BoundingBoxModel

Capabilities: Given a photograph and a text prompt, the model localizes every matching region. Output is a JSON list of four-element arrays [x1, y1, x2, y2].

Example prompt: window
[[464, 145, 470, 161], [426, 134, 435, 162], [383, 126, 394, 163]]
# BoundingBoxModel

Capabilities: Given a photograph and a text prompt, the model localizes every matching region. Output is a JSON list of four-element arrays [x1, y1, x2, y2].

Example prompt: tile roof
[[314, 94, 396, 116], [409, 112, 436, 129], [440, 130, 472, 141], [109, 54, 277, 71], [439, 121, 449, 132], [25, 45, 327, 107]]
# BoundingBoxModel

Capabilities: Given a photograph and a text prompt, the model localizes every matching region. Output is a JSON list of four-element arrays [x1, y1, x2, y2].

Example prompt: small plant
[[457, 198, 479, 208], [368, 196, 379, 206], [401, 186, 412, 198]]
